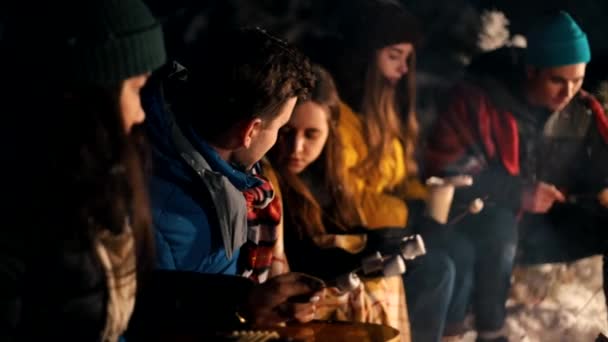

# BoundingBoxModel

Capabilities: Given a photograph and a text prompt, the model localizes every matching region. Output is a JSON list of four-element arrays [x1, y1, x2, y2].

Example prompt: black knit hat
[[338, 0, 420, 53], [329, 0, 420, 111], [7, 0, 166, 85]]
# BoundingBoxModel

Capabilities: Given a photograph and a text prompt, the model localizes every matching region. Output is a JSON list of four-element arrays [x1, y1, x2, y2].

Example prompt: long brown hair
[[328, 1, 421, 183], [1, 4, 156, 287], [270, 66, 361, 239], [357, 50, 420, 178], [34, 83, 154, 282]]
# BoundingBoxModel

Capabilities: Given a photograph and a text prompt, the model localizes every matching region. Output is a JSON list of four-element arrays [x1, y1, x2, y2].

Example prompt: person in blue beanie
[[425, 11, 608, 342]]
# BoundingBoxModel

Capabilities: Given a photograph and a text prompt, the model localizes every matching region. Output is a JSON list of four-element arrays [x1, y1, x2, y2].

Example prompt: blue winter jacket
[[143, 82, 262, 275]]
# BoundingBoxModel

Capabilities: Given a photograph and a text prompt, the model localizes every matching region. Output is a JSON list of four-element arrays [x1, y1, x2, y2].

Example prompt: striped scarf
[[238, 172, 281, 283]]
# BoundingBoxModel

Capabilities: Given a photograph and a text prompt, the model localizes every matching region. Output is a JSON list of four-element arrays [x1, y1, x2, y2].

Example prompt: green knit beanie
[[57, 0, 166, 85], [525, 11, 591, 67]]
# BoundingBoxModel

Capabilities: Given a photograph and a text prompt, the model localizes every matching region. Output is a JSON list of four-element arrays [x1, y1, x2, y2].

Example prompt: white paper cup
[[425, 184, 455, 224]]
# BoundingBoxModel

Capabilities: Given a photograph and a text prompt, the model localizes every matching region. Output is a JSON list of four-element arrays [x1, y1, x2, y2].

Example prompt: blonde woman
[[322, 1, 472, 341]]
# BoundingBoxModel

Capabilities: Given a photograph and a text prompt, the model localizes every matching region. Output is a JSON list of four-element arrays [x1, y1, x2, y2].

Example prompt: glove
[[364, 227, 411, 256]]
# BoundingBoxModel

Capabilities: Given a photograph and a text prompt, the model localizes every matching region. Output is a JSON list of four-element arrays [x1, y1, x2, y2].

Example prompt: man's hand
[[243, 273, 325, 327], [598, 188, 608, 208], [521, 182, 565, 214]]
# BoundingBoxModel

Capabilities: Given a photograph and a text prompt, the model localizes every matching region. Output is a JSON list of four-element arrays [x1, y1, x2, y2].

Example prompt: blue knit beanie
[[525, 11, 591, 67]]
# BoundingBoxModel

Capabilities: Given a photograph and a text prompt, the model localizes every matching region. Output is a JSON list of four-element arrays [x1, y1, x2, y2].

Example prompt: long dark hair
[[38, 83, 154, 280], [0, 9, 154, 284], [270, 66, 361, 240]]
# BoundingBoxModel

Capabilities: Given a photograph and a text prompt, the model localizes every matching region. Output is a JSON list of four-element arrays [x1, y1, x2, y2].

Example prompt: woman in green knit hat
[[0, 0, 165, 341]]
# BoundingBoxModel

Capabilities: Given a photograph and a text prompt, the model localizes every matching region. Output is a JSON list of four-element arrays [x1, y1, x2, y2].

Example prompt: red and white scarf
[[239, 173, 281, 283]]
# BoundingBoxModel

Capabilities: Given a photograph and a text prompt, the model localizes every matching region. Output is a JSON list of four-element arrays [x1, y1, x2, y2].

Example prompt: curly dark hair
[[172, 26, 315, 143]]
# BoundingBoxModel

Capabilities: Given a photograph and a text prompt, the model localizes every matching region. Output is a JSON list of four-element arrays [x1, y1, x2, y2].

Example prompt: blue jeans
[[405, 230, 475, 341], [452, 207, 519, 332]]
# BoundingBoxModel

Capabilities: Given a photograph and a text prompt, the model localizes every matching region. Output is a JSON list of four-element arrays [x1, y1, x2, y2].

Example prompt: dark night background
[[142, 0, 608, 90]]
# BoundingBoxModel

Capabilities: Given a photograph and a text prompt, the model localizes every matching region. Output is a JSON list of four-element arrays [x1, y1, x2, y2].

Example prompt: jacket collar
[[181, 125, 262, 191], [170, 114, 253, 260]]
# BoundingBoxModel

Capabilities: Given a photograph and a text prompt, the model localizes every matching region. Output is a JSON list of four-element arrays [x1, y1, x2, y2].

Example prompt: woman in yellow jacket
[[330, 1, 426, 224], [322, 1, 473, 341], [329, 3, 424, 339]]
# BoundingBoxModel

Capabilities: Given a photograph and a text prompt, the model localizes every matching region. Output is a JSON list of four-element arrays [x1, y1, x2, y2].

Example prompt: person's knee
[[432, 252, 456, 290], [468, 207, 518, 244], [408, 251, 455, 290], [477, 209, 518, 272], [438, 232, 473, 267], [479, 206, 517, 225]]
